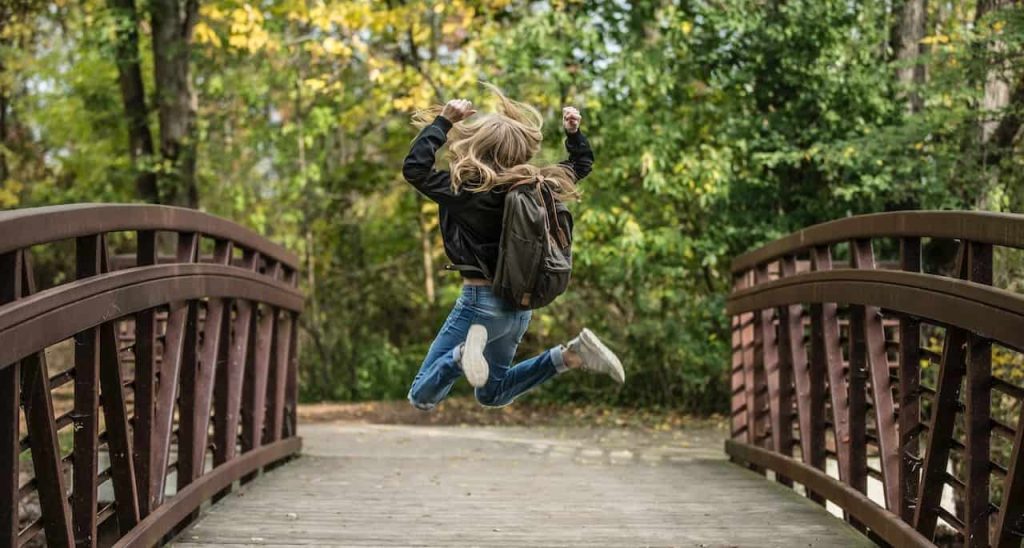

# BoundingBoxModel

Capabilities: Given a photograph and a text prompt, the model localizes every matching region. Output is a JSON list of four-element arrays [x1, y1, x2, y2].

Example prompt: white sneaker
[[567, 328, 625, 384], [461, 324, 489, 388]]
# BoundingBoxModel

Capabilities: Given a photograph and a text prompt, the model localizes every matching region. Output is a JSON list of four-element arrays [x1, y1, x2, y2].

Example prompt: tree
[[150, 0, 200, 207], [893, 0, 928, 113], [107, 0, 159, 203]]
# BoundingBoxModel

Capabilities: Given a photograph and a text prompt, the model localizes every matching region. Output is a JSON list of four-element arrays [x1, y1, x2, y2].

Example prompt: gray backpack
[[452, 183, 573, 310], [492, 183, 573, 309]]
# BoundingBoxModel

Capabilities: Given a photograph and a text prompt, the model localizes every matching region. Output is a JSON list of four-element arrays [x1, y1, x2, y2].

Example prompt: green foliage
[[5, 0, 1024, 414]]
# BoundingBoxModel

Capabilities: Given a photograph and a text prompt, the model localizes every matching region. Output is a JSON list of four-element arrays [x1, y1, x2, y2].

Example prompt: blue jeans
[[408, 285, 566, 410]]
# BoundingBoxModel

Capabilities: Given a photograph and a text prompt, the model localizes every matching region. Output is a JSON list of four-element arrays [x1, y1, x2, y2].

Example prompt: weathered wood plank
[[176, 424, 874, 548]]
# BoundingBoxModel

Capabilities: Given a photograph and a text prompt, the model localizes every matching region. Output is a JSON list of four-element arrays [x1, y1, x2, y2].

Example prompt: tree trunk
[[973, 0, 1020, 209], [892, 0, 928, 113], [108, 0, 159, 203], [977, 0, 1017, 144], [150, 0, 199, 208]]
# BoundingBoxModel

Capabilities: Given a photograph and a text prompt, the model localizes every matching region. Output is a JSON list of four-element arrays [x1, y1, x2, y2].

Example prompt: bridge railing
[[726, 211, 1024, 547], [0, 204, 304, 547]]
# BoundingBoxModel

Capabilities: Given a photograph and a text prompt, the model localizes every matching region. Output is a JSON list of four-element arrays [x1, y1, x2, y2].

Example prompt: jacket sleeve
[[402, 116, 468, 208], [561, 130, 594, 182]]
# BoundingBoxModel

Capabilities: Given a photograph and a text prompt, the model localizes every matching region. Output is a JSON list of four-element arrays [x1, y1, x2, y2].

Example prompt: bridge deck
[[175, 422, 871, 547]]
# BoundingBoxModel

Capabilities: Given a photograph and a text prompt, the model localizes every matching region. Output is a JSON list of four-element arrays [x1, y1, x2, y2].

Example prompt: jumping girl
[[403, 85, 625, 411]]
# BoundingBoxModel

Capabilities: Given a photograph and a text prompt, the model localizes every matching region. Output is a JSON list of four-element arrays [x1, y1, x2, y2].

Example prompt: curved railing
[[726, 210, 1024, 547], [0, 204, 303, 547]]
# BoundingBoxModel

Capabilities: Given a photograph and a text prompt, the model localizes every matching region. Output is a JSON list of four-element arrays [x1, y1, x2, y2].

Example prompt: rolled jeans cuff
[[551, 345, 569, 374]]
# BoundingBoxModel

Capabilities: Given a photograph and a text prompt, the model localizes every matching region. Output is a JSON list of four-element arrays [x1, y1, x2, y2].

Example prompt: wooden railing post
[[915, 242, 970, 539], [899, 237, 922, 523], [0, 204, 304, 547], [214, 250, 259, 475], [73, 235, 103, 547], [241, 260, 281, 481], [179, 239, 234, 497], [19, 253, 74, 546], [964, 242, 993, 548], [778, 255, 825, 504], [738, 270, 761, 452], [851, 239, 900, 512], [810, 246, 852, 485], [150, 231, 199, 510], [0, 251, 21, 548], [133, 229, 157, 518], [730, 273, 750, 443], [755, 263, 792, 485], [96, 241, 140, 534]]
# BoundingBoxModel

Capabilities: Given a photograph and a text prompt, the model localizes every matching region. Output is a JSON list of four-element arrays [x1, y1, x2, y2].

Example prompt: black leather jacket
[[402, 115, 594, 279]]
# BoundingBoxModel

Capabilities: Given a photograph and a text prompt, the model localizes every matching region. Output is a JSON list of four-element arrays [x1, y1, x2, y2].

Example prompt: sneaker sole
[[581, 328, 625, 384], [462, 324, 489, 388]]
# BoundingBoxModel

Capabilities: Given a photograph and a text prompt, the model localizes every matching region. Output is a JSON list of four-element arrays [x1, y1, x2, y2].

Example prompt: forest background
[[4, 0, 1024, 412]]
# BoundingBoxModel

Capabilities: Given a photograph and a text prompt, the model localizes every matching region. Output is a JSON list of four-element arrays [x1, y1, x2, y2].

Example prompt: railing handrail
[[731, 210, 1024, 272], [0, 203, 299, 268], [1, 204, 303, 547], [0, 264, 304, 369], [726, 210, 1024, 547]]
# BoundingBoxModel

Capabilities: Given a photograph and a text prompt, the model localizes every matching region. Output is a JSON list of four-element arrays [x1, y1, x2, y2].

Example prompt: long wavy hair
[[412, 83, 579, 201]]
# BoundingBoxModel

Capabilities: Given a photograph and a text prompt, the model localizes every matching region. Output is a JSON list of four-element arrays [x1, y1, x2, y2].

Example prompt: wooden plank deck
[[175, 423, 873, 547]]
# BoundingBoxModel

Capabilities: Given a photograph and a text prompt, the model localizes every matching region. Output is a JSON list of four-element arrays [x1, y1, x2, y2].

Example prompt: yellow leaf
[[193, 22, 222, 47], [304, 78, 327, 92]]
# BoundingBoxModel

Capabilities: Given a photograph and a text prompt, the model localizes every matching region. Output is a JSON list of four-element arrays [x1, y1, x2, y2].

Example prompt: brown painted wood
[[726, 440, 932, 548], [241, 263, 280, 483], [914, 243, 969, 539], [150, 232, 199, 509], [0, 251, 20, 548], [810, 246, 852, 487], [284, 312, 300, 439], [242, 303, 276, 455], [730, 274, 749, 441], [265, 312, 293, 443], [994, 382, 1024, 546], [215, 252, 259, 472], [778, 255, 824, 504], [754, 264, 791, 486], [73, 235, 103, 547], [112, 438, 300, 548], [845, 242, 869, 506], [851, 239, 900, 512], [899, 237, 922, 523], [133, 229, 157, 518], [738, 270, 761, 457], [964, 242, 992, 548], [0, 206, 304, 547], [96, 242, 140, 534], [19, 253, 74, 548], [178, 240, 234, 495]]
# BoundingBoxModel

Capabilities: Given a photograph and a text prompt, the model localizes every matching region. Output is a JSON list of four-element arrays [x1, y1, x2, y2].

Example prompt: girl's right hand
[[441, 99, 477, 123]]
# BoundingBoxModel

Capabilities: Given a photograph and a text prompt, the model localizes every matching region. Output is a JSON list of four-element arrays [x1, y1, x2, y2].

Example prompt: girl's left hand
[[563, 107, 582, 134]]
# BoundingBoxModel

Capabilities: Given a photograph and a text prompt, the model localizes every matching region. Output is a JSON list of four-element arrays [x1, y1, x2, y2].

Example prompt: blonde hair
[[412, 84, 579, 201]]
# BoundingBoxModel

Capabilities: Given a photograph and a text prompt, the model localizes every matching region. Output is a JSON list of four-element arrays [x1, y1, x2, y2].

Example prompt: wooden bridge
[[3, 205, 1024, 547]]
